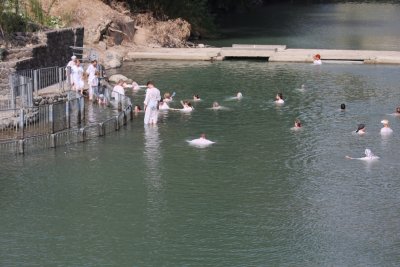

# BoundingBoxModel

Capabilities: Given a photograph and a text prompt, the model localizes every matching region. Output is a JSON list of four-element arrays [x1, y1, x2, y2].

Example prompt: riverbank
[[125, 45, 400, 64]]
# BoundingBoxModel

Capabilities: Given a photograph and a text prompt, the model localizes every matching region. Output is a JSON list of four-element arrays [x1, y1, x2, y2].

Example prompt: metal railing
[[0, 92, 133, 155], [0, 92, 84, 141], [16, 66, 67, 96]]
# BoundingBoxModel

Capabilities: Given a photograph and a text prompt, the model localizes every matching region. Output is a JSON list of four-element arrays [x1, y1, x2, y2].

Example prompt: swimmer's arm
[[345, 156, 354, 160]]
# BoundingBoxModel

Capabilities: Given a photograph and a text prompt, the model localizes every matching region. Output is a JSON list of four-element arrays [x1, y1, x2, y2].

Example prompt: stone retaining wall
[[0, 27, 84, 96]]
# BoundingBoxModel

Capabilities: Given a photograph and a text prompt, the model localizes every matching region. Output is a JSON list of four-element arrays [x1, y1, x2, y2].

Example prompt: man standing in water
[[144, 81, 161, 125]]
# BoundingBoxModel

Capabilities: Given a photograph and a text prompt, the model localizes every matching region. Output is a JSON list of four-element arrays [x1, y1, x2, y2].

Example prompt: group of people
[[66, 55, 101, 102], [341, 102, 397, 160]]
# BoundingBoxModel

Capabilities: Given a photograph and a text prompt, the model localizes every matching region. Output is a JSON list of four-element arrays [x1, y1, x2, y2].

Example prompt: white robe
[[144, 87, 161, 124], [72, 65, 84, 90]]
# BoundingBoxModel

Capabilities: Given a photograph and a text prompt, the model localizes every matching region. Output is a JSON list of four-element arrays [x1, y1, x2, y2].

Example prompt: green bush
[[0, 12, 28, 33]]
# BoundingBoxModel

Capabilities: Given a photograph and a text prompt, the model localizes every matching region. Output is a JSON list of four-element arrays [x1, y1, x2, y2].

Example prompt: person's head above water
[[276, 93, 283, 100], [396, 106, 400, 114], [341, 103, 346, 110], [213, 101, 220, 108], [200, 133, 206, 139], [381, 119, 390, 127], [356, 123, 365, 133], [294, 119, 302, 128], [146, 81, 155, 88]]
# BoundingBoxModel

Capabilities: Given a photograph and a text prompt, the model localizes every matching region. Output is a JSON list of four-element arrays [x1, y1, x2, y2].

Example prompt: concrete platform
[[126, 45, 400, 64]]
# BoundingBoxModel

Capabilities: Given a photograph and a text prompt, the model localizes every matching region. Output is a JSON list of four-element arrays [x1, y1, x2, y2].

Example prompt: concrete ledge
[[126, 46, 400, 64], [232, 44, 287, 51]]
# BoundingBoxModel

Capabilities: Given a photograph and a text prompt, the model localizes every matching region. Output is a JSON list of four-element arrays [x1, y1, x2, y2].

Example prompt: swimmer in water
[[340, 103, 346, 111], [380, 119, 393, 135], [163, 92, 173, 103], [131, 81, 140, 90], [313, 54, 322, 65], [355, 123, 366, 135], [193, 94, 201, 101], [134, 105, 142, 113], [236, 92, 243, 99], [389, 106, 400, 116], [345, 148, 379, 161], [187, 133, 215, 148], [208, 101, 229, 111], [98, 94, 107, 105], [159, 99, 170, 110], [170, 101, 193, 112], [275, 93, 284, 104], [291, 118, 302, 131], [294, 119, 302, 128], [297, 84, 306, 92]]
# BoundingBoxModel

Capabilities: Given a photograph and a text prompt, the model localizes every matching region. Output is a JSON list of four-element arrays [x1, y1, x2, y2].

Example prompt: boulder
[[103, 50, 123, 69], [108, 74, 129, 83]]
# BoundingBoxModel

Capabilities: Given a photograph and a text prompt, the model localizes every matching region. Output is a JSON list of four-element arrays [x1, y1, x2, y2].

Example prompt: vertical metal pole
[[77, 97, 81, 125], [18, 140, 25, 154], [58, 67, 63, 92], [80, 96, 85, 122], [33, 70, 38, 97], [98, 122, 105, 136], [28, 78, 33, 107], [19, 108, 24, 140], [115, 116, 119, 131], [21, 76, 26, 108], [49, 104, 54, 134], [66, 100, 70, 129], [9, 74, 16, 109], [50, 133, 56, 148]]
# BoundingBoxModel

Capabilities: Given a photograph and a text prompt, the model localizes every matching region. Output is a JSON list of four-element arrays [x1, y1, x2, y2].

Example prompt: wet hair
[[187, 102, 192, 107], [356, 123, 365, 133], [194, 94, 200, 99], [277, 93, 283, 99], [295, 119, 302, 127], [146, 81, 154, 86], [396, 106, 400, 113], [164, 92, 171, 98], [341, 103, 346, 110]]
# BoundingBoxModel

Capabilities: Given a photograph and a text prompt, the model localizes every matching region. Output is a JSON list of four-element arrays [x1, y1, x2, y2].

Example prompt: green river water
[[1, 3, 400, 266]]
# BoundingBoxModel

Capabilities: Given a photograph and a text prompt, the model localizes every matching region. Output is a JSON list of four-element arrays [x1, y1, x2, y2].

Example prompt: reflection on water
[[144, 125, 162, 189]]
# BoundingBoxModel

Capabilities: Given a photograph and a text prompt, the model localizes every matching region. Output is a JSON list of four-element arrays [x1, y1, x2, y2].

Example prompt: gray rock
[[109, 74, 129, 83]]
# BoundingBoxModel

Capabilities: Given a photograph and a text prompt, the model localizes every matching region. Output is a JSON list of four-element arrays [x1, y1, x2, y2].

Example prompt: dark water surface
[[209, 2, 400, 50], [1, 59, 400, 266]]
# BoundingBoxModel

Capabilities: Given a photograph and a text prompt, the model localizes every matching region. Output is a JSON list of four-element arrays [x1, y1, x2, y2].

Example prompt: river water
[[2, 3, 400, 267]]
